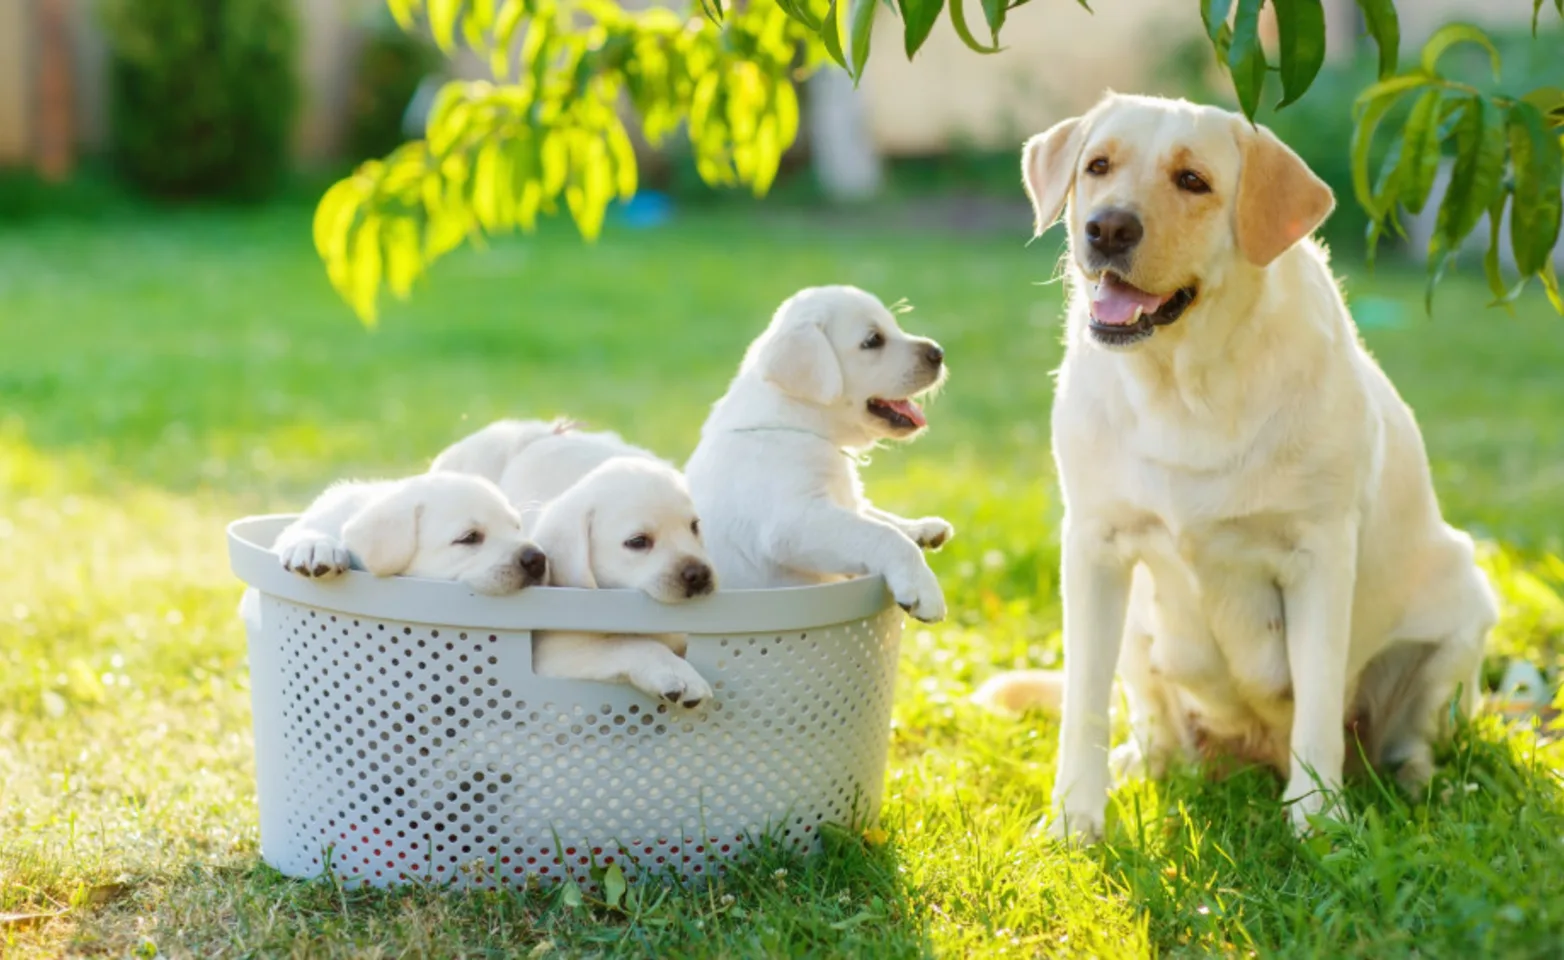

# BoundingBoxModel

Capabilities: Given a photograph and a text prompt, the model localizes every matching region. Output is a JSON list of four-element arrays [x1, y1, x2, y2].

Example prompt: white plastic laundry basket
[[228, 515, 904, 892]]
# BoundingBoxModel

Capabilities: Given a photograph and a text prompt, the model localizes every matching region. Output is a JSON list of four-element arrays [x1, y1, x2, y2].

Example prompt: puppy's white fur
[[270, 471, 546, 595], [987, 94, 1496, 841], [436, 420, 716, 705], [528, 457, 717, 707], [685, 285, 952, 621]]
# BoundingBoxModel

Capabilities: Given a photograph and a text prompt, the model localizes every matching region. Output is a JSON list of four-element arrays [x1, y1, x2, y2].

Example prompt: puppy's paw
[[888, 563, 946, 623], [906, 517, 955, 551], [279, 534, 352, 579], [631, 657, 714, 710], [1283, 780, 1344, 837], [1041, 804, 1105, 845]]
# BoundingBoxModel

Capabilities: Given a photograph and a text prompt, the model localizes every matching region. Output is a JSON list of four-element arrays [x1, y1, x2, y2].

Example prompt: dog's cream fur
[[435, 421, 716, 706], [685, 285, 952, 621], [982, 94, 1496, 841], [270, 471, 547, 595]]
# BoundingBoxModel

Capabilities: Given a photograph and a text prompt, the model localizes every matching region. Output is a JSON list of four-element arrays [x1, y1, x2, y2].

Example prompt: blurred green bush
[[99, 0, 299, 200], [345, 10, 440, 165]]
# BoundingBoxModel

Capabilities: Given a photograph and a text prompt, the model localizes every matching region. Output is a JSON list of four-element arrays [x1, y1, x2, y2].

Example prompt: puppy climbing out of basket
[[527, 456, 718, 708], [685, 285, 952, 622], [270, 471, 548, 596]]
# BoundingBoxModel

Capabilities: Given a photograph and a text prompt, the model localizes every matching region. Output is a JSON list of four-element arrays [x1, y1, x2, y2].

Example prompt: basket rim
[[230, 514, 896, 633]]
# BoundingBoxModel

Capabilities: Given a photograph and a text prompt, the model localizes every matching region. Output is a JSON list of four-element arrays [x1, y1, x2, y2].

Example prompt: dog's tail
[[969, 669, 1066, 716]]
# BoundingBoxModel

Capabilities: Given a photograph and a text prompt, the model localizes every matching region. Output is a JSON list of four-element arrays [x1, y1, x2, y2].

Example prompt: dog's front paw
[[1283, 780, 1345, 837], [906, 517, 955, 551], [279, 534, 352, 579], [1041, 804, 1105, 845], [631, 657, 714, 710], [887, 562, 946, 623]]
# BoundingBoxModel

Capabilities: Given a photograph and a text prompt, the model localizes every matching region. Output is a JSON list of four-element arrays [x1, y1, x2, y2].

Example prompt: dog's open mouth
[[1088, 273, 1198, 346], [867, 397, 927, 431]]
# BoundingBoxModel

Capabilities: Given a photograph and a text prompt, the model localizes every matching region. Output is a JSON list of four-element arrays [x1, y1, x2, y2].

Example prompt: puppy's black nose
[[680, 561, 713, 597], [1085, 208, 1143, 257], [518, 545, 548, 583], [923, 343, 944, 367]]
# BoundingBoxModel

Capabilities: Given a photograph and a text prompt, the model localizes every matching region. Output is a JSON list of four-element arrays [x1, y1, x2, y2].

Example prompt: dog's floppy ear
[[341, 487, 423, 576], [1022, 116, 1086, 235], [531, 498, 596, 589], [757, 321, 843, 406], [1235, 123, 1335, 266]]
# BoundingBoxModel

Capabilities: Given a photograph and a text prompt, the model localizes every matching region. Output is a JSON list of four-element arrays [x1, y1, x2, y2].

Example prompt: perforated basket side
[[247, 594, 903, 891]]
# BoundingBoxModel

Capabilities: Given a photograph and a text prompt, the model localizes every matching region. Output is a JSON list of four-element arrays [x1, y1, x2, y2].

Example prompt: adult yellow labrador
[[980, 93, 1497, 841]]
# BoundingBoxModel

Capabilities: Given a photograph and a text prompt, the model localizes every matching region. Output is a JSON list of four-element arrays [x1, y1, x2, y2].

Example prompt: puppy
[[428, 417, 573, 483], [432, 418, 659, 516], [985, 93, 1496, 841], [528, 457, 717, 707], [685, 285, 952, 621], [271, 471, 548, 596]]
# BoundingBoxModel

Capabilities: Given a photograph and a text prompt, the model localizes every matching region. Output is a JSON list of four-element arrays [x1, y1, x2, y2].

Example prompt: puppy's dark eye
[[860, 331, 885, 350], [1086, 157, 1110, 176], [453, 530, 484, 546], [691, 519, 701, 537], [624, 535, 653, 551], [1176, 170, 1211, 194]]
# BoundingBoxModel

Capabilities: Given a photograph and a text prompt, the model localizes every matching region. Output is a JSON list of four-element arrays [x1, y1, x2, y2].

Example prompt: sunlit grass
[[1, 204, 1562, 957]]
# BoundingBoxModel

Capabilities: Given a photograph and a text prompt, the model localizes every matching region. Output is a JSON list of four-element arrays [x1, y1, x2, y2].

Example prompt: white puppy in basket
[[685, 285, 952, 622], [270, 471, 548, 595], [435, 421, 717, 707]]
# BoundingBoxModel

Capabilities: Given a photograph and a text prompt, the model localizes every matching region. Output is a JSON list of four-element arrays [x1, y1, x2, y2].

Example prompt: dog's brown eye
[[1086, 157, 1110, 176], [691, 519, 700, 537], [454, 530, 484, 546], [1176, 170, 1211, 194], [624, 535, 653, 551], [860, 331, 885, 350]]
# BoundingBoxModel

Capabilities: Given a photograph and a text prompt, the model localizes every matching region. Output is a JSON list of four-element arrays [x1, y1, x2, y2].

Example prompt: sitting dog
[[685, 285, 952, 621], [269, 471, 548, 595], [527, 456, 717, 707], [982, 92, 1497, 841]]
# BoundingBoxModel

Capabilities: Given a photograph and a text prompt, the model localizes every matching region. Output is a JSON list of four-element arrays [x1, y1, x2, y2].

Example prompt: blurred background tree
[[313, 0, 1564, 323]]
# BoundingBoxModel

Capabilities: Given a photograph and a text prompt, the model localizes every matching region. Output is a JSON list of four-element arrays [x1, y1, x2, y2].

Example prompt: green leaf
[[1508, 101, 1564, 279], [1273, 0, 1326, 109], [1354, 0, 1399, 78], [349, 215, 384, 326], [1226, 0, 1267, 121], [387, 0, 421, 32], [1350, 80, 1420, 218], [1201, 0, 1234, 60], [837, 0, 877, 79], [948, 0, 1000, 54], [820, 0, 848, 68], [776, 0, 823, 30], [1397, 89, 1443, 215], [1367, 137, 1403, 263], [1429, 95, 1506, 294], [1482, 189, 1517, 309], [428, 0, 463, 53], [980, 0, 1006, 44], [602, 863, 627, 910], [1542, 260, 1564, 314], [1521, 86, 1564, 129], [384, 217, 423, 299], [1420, 23, 1500, 80], [1352, 74, 1432, 110], [560, 877, 584, 909], [899, 0, 944, 57], [491, 0, 528, 79]]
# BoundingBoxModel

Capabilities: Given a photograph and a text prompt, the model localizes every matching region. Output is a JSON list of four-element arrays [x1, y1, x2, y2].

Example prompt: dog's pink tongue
[[882, 399, 927, 428], [1091, 275, 1172, 326]]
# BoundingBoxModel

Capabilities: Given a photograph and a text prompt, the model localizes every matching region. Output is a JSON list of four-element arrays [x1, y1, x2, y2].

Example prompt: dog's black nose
[[518, 545, 548, 583], [680, 561, 714, 596], [923, 343, 944, 367], [1085, 208, 1143, 257]]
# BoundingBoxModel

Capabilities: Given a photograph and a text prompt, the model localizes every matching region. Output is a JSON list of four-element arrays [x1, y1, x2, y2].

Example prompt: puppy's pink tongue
[[882, 399, 926, 428], [1091, 275, 1171, 326]]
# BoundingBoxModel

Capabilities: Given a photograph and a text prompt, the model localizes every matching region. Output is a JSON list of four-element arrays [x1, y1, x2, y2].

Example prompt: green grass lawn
[[2, 201, 1563, 958]]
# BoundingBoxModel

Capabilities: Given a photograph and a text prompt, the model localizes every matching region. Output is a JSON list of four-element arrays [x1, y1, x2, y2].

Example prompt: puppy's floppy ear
[[758, 322, 843, 406], [531, 498, 596, 589], [1022, 116, 1086, 235], [341, 487, 422, 576], [1235, 122, 1335, 266]]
